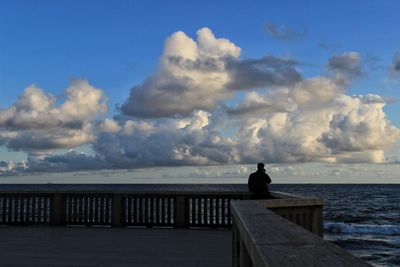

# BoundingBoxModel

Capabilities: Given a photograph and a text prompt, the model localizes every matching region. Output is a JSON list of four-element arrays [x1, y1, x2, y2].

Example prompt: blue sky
[[2, 1, 399, 109], [1, 1, 400, 181]]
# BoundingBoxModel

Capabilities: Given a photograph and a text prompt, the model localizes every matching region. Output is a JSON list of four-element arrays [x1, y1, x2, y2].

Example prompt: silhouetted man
[[248, 163, 271, 199]]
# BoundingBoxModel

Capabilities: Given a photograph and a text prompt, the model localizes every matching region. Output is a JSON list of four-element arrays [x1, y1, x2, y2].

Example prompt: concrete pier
[[0, 226, 231, 267], [0, 184, 371, 267]]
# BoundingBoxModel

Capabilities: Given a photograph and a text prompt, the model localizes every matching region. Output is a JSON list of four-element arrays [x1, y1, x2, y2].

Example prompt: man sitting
[[248, 162, 272, 199]]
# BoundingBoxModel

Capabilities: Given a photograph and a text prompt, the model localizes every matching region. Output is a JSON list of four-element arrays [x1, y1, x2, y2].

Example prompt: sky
[[0, 0, 400, 182]]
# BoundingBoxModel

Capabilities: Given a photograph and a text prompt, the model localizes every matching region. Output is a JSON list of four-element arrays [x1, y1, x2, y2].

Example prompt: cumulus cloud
[[35, 88, 397, 173], [233, 96, 398, 164], [0, 160, 27, 175], [0, 80, 107, 154], [289, 77, 344, 107], [226, 90, 296, 117], [121, 27, 301, 118], [1, 27, 400, 175], [263, 22, 307, 41]]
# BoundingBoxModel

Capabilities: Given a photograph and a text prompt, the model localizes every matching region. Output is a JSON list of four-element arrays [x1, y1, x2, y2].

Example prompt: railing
[[262, 191, 323, 237], [0, 184, 252, 228], [231, 198, 371, 267]]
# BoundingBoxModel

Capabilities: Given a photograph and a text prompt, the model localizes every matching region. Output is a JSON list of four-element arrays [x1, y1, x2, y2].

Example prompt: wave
[[324, 222, 400, 235]]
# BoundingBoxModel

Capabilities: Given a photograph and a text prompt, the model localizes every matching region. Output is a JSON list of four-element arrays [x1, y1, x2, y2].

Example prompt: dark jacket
[[248, 171, 271, 196]]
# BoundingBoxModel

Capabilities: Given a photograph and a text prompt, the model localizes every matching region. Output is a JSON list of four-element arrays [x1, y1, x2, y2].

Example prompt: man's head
[[257, 162, 265, 172]]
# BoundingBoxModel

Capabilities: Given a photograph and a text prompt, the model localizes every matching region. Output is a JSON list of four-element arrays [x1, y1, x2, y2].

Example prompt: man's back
[[248, 170, 271, 195]]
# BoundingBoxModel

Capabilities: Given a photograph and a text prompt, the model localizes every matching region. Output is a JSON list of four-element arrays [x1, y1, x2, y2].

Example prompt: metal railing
[[0, 184, 252, 228]]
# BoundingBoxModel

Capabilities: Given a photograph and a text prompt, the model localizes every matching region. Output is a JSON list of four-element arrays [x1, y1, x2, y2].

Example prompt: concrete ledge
[[231, 200, 371, 267]]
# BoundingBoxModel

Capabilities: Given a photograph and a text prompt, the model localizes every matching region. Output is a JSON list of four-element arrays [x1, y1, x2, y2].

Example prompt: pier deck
[[0, 226, 231, 267]]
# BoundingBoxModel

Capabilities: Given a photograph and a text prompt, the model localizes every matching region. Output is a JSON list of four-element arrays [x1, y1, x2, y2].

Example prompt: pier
[[0, 184, 370, 266]]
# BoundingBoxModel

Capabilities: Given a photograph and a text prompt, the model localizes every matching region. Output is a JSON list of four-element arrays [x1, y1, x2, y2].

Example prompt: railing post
[[112, 194, 123, 227], [232, 221, 240, 267], [52, 194, 65, 225], [313, 205, 323, 237], [239, 239, 251, 267], [175, 195, 187, 228]]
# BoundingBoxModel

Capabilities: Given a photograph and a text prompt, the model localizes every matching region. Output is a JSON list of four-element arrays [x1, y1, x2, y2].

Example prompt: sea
[[270, 184, 400, 267]]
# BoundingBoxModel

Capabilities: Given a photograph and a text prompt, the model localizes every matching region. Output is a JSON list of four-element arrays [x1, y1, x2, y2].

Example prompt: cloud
[[226, 90, 296, 117], [0, 80, 107, 130], [289, 77, 344, 107], [0, 160, 27, 175], [263, 22, 307, 41], [21, 151, 107, 173], [1, 27, 399, 175], [121, 28, 301, 118], [30, 86, 397, 173], [389, 52, 400, 78], [91, 111, 239, 168], [225, 56, 301, 91], [98, 119, 121, 133], [120, 28, 239, 118], [318, 42, 341, 52], [233, 91, 399, 163], [327, 52, 363, 80], [0, 80, 107, 154]]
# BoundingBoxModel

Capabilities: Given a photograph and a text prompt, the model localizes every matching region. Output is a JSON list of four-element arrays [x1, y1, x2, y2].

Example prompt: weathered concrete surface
[[0, 226, 231, 267], [231, 201, 371, 267]]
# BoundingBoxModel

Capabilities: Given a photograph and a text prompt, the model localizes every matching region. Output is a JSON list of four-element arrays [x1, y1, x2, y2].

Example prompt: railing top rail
[[0, 183, 253, 195], [267, 191, 323, 207], [231, 200, 371, 267], [270, 191, 317, 199]]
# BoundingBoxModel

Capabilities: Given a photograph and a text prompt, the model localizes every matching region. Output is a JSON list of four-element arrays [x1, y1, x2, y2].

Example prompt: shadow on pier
[[0, 226, 231, 267]]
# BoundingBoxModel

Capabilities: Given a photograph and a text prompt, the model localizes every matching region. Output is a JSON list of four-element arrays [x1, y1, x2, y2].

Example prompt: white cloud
[[120, 28, 239, 118], [0, 80, 107, 155], [1, 28, 399, 175], [121, 27, 301, 118], [289, 77, 343, 107], [232, 89, 399, 163], [98, 119, 121, 133]]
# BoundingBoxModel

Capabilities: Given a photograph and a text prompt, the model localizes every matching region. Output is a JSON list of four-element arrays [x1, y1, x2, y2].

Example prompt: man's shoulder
[[249, 172, 257, 178]]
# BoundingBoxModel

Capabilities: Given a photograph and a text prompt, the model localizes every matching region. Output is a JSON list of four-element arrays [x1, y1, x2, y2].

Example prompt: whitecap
[[324, 222, 400, 235]]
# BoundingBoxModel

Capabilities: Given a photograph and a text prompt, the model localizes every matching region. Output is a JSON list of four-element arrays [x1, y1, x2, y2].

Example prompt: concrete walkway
[[0, 226, 232, 267]]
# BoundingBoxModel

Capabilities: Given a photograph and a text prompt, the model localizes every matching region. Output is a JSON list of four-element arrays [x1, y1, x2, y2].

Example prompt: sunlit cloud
[[1, 28, 399, 175]]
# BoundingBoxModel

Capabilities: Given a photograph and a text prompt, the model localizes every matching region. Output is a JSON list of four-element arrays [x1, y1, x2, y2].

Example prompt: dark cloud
[[22, 152, 108, 173], [327, 52, 363, 80], [389, 52, 400, 78], [318, 42, 341, 52], [166, 56, 222, 72], [264, 22, 307, 41], [226, 56, 301, 91], [363, 54, 381, 71], [3, 128, 94, 151]]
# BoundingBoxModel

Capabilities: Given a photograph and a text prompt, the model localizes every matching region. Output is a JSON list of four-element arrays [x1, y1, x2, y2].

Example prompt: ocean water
[[270, 184, 400, 267]]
